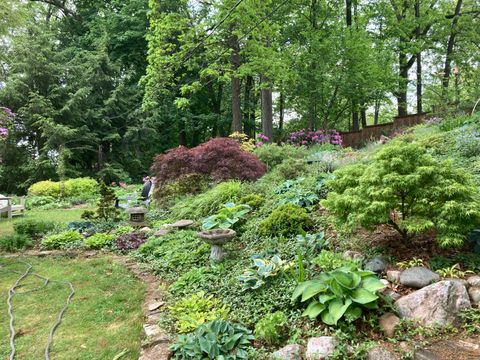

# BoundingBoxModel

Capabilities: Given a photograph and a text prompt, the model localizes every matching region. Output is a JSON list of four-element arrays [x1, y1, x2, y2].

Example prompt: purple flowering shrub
[[256, 133, 270, 147], [115, 232, 148, 252], [287, 129, 342, 147], [0, 106, 15, 139]]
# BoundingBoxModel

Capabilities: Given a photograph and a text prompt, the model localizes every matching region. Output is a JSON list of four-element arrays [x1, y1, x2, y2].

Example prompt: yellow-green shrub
[[28, 177, 98, 199]]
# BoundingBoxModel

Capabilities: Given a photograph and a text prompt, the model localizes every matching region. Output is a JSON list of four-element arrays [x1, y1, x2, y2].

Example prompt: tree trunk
[[360, 106, 367, 128], [415, 0, 422, 114], [229, 33, 242, 133], [374, 98, 380, 125], [397, 51, 409, 117], [442, 0, 463, 93], [260, 74, 273, 142], [243, 75, 254, 138], [279, 91, 284, 133], [352, 108, 359, 132]]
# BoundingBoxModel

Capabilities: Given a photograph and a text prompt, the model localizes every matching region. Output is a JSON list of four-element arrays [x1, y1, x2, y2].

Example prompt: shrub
[[253, 144, 307, 169], [41, 231, 83, 249], [229, 131, 255, 152], [238, 194, 264, 209], [169, 181, 242, 220], [151, 138, 267, 189], [287, 129, 343, 147], [115, 232, 147, 252], [169, 291, 230, 333], [157, 174, 208, 201], [259, 204, 313, 237], [292, 267, 385, 325], [113, 225, 135, 236], [322, 141, 480, 247], [254, 311, 288, 346], [455, 127, 480, 158], [13, 219, 55, 238], [28, 180, 61, 197], [275, 158, 308, 180], [26, 196, 57, 209], [84, 233, 115, 249], [171, 320, 254, 359], [96, 183, 120, 221], [0, 233, 32, 252], [312, 250, 360, 272], [28, 177, 98, 199]]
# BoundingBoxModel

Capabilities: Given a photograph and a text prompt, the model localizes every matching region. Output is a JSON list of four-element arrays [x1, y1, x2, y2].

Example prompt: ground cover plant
[[0, 256, 145, 359]]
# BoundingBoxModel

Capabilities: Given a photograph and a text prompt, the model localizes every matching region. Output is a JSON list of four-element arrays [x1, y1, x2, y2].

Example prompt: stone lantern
[[125, 206, 148, 227]]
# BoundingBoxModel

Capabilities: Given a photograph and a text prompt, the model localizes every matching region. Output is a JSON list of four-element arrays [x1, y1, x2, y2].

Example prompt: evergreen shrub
[[259, 204, 313, 237]]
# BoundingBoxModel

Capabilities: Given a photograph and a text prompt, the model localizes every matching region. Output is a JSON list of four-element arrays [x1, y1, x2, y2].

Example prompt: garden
[[1, 113, 480, 359]]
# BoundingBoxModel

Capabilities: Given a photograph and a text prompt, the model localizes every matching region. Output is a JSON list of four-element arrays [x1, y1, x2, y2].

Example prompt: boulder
[[272, 344, 304, 360], [468, 286, 480, 305], [394, 280, 471, 326], [154, 229, 170, 237], [399, 267, 440, 289], [365, 257, 388, 274], [139, 227, 152, 233], [467, 276, 480, 288], [367, 346, 399, 360], [379, 313, 400, 338], [387, 270, 401, 283], [306, 336, 337, 360]]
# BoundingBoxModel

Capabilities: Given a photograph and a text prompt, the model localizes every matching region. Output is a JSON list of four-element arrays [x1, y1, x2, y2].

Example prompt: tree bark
[[260, 74, 273, 141], [442, 0, 463, 93], [243, 75, 254, 138], [397, 50, 409, 117], [229, 33, 242, 133], [415, 0, 422, 114], [279, 91, 284, 133]]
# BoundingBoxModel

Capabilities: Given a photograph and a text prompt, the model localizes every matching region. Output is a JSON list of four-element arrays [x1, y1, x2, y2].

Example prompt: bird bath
[[197, 229, 236, 262]]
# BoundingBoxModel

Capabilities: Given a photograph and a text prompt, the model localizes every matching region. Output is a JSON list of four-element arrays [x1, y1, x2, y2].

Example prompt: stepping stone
[[148, 301, 164, 312], [143, 324, 163, 338], [154, 229, 170, 237], [414, 339, 480, 360], [170, 219, 194, 228]]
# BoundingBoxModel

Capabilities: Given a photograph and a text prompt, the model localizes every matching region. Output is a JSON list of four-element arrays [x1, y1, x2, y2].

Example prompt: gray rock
[[383, 289, 402, 301], [443, 278, 468, 288], [306, 336, 337, 360], [367, 346, 399, 360], [272, 344, 304, 360], [379, 313, 400, 338], [395, 280, 471, 327], [467, 275, 480, 287], [400, 267, 440, 288], [170, 219, 194, 228], [148, 301, 164, 311], [414, 339, 480, 360], [365, 257, 388, 274], [143, 324, 163, 338], [139, 227, 152, 233], [387, 270, 401, 283], [468, 286, 480, 305], [342, 250, 363, 260], [154, 229, 170, 237]]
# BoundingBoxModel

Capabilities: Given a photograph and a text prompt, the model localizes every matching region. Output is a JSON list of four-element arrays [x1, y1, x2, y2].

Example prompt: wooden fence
[[340, 113, 427, 148]]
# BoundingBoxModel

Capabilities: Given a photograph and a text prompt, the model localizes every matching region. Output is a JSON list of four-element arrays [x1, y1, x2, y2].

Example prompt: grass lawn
[[0, 256, 146, 360], [0, 208, 89, 238]]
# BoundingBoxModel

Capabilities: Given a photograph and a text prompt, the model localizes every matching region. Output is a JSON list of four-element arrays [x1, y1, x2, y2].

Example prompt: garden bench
[[0, 195, 26, 219]]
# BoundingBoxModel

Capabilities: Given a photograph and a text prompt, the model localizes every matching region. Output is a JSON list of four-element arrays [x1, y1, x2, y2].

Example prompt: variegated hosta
[[238, 255, 294, 290], [292, 267, 385, 325]]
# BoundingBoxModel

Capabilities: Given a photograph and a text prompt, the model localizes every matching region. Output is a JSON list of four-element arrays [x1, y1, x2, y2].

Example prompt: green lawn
[[0, 256, 145, 359], [0, 208, 89, 238]]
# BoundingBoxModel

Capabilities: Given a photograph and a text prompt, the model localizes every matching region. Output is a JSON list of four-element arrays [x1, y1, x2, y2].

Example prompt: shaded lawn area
[[0, 208, 89, 238], [0, 256, 145, 359]]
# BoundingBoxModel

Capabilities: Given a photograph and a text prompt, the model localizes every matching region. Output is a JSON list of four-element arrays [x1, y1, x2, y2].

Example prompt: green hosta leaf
[[292, 281, 311, 301], [302, 301, 326, 319], [199, 337, 211, 354], [318, 294, 336, 304], [301, 281, 327, 302], [321, 308, 335, 325], [351, 288, 378, 304], [361, 276, 386, 293], [332, 271, 354, 288], [327, 299, 352, 325], [344, 306, 362, 322], [329, 279, 344, 297]]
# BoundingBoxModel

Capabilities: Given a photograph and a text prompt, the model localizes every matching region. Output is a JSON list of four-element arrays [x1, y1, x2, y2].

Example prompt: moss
[[259, 204, 313, 237]]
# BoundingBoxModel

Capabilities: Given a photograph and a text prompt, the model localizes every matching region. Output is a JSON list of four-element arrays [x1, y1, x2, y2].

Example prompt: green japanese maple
[[322, 141, 480, 247]]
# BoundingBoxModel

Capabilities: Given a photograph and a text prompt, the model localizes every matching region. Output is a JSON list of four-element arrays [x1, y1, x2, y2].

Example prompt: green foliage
[[275, 159, 308, 180], [322, 141, 480, 247], [292, 267, 385, 326], [171, 320, 254, 360], [435, 264, 474, 278], [84, 233, 115, 249], [26, 196, 57, 209], [169, 181, 242, 220], [429, 253, 480, 273], [202, 203, 251, 230], [311, 251, 360, 272], [169, 291, 230, 333], [96, 183, 120, 221], [113, 225, 135, 236], [28, 178, 98, 199], [253, 144, 308, 169], [238, 255, 294, 290], [396, 257, 425, 269], [296, 232, 328, 258], [238, 194, 265, 209], [136, 231, 209, 281], [259, 204, 312, 238], [459, 308, 480, 334], [0, 233, 32, 252], [254, 311, 288, 346], [81, 210, 96, 220], [275, 177, 321, 208], [41, 231, 83, 249], [13, 219, 55, 238]]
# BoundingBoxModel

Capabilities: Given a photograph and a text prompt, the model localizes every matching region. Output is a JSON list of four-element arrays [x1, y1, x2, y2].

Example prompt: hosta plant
[[202, 203, 251, 230], [238, 255, 294, 290], [171, 320, 254, 359], [322, 141, 480, 247], [296, 232, 328, 257], [292, 267, 385, 325], [435, 264, 474, 279], [396, 258, 425, 270]]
